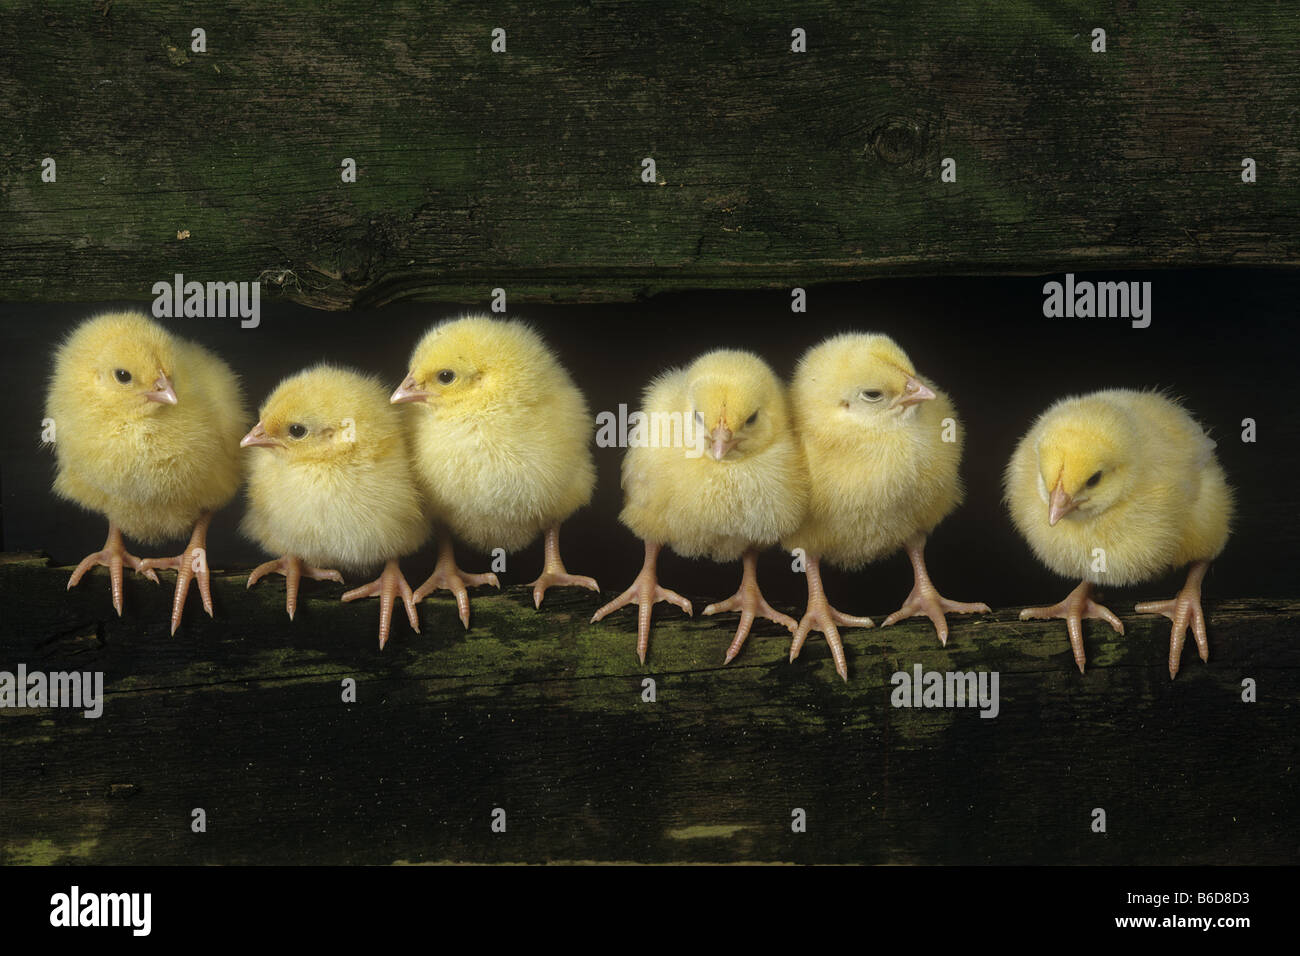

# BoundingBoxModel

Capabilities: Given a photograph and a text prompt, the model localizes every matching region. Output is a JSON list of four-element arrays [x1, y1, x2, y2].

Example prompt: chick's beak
[[390, 373, 429, 405], [895, 376, 936, 408], [146, 373, 178, 405], [240, 421, 283, 449], [708, 424, 737, 461], [1048, 480, 1077, 526]]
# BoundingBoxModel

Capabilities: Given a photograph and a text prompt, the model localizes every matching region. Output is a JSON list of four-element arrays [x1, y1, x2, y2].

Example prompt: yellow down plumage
[[620, 349, 807, 560], [786, 332, 962, 567], [242, 364, 428, 571], [1005, 389, 1231, 586], [402, 315, 595, 553], [1004, 388, 1233, 677], [47, 311, 246, 544]]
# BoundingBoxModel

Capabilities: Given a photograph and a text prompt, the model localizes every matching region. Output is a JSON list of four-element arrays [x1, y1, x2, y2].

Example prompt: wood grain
[[1, 3, 1297, 309], [2, 553, 1295, 864]]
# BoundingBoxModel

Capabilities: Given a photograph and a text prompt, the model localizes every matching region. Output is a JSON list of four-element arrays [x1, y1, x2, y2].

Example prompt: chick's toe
[[790, 556, 872, 682], [342, 559, 420, 650], [1020, 580, 1124, 674], [591, 540, 692, 665], [247, 555, 344, 621], [138, 512, 216, 635], [1136, 560, 1210, 679], [413, 532, 499, 629], [704, 548, 796, 665], [528, 526, 599, 609], [67, 522, 160, 616], [880, 535, 990, 646]]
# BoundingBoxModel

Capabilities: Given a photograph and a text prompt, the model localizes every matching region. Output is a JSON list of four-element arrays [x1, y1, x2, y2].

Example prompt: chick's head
[[684, 350, 789, 462], [393, 314, 556, 419], [242, 365, 398, 466], [1033, 400, 1137, 526], [57, 312, 182, 420], [793, 333, 938, 434]]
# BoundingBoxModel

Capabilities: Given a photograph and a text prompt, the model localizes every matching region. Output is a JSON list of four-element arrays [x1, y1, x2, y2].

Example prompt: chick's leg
[[528, 525, 599, 609], [67, 522, 159, 616], [1019, 579, 1124, 674], [1135, 560, 1210, 680], [590, 540, 692, 665], [138, 512, 216, 635], [342, 559, 420, 650], [704, 548, 797, 665], [790, 555, 873, 683], [413, 531, 500, 629], [880, 535, 991, 646], [247, 555, 344, 620]]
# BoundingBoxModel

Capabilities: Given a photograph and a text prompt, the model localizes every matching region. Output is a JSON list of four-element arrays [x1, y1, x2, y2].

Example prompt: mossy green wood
[[1, 553, 1295, 864], [1, 3, 1297, 309]]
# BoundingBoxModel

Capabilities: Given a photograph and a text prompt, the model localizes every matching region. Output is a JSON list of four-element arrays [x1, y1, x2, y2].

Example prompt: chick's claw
[[1020, 579, 1124, 674], [414, 566, 499, 629], [882, 592, 991, 647], [139, 513, 215, 635], [1136, 560, 1210, 679], [591, 541, 691, 665], [790, 604, 868, 683], [789, 556, 870, 682], [342, 559, 420, 650], [67, 523, 159, 617], [591, 578, 692, 665], [247, 555, 344, 620], [531, 570, 599, 609], [705, 549, 796, 665], [529, 527, 599, 609], [881, 536, 989, 646]]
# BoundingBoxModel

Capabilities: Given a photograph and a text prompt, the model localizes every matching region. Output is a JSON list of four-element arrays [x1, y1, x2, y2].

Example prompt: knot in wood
[[869, 118, 923, 166]]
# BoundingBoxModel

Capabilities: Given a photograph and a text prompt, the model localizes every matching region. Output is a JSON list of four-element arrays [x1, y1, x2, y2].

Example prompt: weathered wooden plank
[[1, 553, 1295, 864], [1, 3, 1297, 309]]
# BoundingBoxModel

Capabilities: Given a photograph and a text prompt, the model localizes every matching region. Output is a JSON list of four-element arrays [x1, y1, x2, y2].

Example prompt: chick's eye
[[860, 389, 884, 403], [1086, 470, 1103, 488], [745, 411, 759, 426], [114, 368, 132, 384], [437, 369, 456, 385], [288, 423, 308, 439]]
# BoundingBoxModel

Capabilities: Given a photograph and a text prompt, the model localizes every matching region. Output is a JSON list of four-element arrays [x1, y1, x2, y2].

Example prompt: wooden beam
[[1, 3, 1296, 309], [2, 553, 1295, 864]]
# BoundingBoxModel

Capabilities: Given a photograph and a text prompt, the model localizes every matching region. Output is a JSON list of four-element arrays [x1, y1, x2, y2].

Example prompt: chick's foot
[[529, 526, 599, 609], [705, 548, 796, 665], [67, 523, 160, 616], [880, 536, 990, 646], [413, 533, 499, 629], [342, 559, 420, 650], [138, 512, 215, 635], [591, 540, 692, 665], [789, 556, 871, 682], [1135, 560, 1210, 680], [247, 555, 344, 620], [1019, 579, 1124, 674]]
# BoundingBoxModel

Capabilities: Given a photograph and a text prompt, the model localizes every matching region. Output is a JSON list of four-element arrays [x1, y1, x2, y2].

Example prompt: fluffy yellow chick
[[592, 349, 808, 665], [45, 311, 247, 632], [1005, 389, 1232, 678], [241, 365, 430, 649], [391, 315, 598, 626], [785, 333, 988, 680]]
